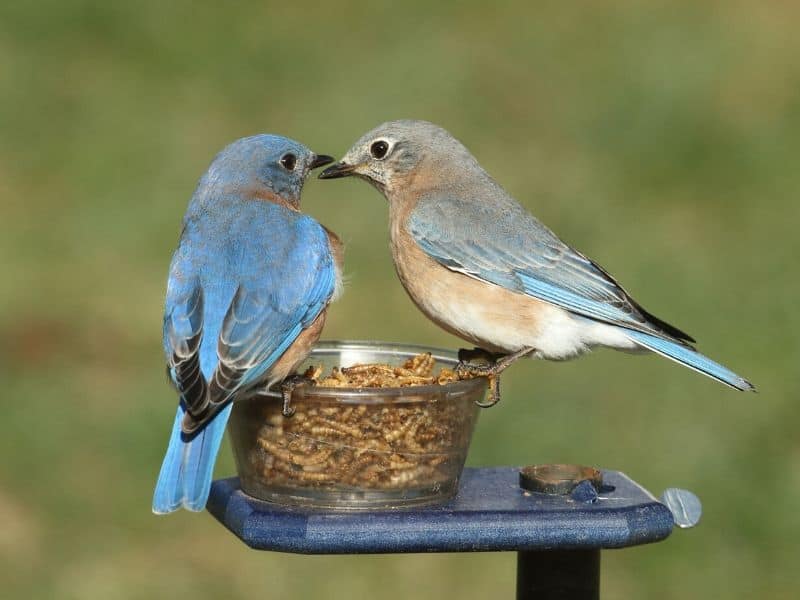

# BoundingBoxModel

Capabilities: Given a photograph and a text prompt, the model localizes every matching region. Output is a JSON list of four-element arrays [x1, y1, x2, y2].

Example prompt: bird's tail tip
[[152, 405, 232, 515], [739, 378, 757, 393], [625, 329, 755, 392]]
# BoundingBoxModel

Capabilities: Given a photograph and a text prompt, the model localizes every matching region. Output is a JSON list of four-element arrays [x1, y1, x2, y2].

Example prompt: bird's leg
[[280, 374, 315, 417], [456, 346, 534, 376], [493, 346, 538, 371], [456, 346, 536, 407]]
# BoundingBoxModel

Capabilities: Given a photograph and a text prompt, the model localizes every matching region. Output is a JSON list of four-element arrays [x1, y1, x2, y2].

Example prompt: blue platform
[[207, 467, 674, 554]]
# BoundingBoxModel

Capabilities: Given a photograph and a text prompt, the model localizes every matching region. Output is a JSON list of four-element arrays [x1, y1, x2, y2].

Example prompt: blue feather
[[624, 330, 754, 391], [152, 404, 233, 513], [515, 271, 635, 329]]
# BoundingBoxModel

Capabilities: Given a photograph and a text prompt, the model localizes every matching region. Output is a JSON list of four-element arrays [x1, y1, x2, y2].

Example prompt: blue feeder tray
[[208, 467, 696, 599], [207, 467, 675, 553]]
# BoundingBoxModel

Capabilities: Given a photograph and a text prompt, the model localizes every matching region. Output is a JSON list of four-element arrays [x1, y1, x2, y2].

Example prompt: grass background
[[1, 1, 798, 597]]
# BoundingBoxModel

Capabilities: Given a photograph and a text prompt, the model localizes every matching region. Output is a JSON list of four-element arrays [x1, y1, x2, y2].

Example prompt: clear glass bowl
[[228, 341, 487, 509]]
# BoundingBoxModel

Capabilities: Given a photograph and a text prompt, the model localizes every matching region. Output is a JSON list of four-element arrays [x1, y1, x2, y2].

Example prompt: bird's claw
[[456, 346, 536, 408], [455, 361, 493, 377], [476, 375, 502, 408], [280, 374, 315, 417]]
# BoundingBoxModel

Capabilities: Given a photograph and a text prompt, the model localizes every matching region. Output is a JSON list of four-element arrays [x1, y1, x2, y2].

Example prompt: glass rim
[[255, 339, 488, 400]]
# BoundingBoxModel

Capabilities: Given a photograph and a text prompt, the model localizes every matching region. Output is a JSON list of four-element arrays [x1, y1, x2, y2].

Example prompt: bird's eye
[[370, 140, 389, 160], [279, 153, 297, 171]]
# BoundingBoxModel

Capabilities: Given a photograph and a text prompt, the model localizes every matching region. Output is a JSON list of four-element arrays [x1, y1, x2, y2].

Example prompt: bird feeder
[[210, 341, 701, 599]]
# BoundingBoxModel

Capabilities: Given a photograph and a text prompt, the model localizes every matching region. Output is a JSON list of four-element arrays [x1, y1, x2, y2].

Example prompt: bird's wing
[[163, 277, 208, 415], [164, 215, 336, 429], [408, 192, 693, 343]]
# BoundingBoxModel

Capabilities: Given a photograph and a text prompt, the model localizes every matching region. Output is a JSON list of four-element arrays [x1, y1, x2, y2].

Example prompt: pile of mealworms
[[302, 351, 462, 388], [246, 353, 478, 490]]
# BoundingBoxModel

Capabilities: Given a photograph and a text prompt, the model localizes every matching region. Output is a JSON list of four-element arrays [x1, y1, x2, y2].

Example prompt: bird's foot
[[456, 346, 536, 408], [280, 374, 315, 417]]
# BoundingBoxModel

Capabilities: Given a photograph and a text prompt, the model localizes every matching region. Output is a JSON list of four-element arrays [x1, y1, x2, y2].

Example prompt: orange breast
[[268, 309, 327, 385], [390, 211, 553, 353]]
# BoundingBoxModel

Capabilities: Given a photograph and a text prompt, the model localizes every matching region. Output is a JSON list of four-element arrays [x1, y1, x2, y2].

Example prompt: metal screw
[[660, 488, 702, 529]]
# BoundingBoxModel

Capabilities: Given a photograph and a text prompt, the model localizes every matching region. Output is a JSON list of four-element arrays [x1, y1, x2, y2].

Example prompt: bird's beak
[[318, 161, 356, 179], [309, 154, 335, 170]]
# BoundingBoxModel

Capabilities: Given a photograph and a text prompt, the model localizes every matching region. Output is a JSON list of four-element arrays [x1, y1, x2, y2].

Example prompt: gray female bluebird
[[320, 120, 753, 402], [153, 135, 341, 514]]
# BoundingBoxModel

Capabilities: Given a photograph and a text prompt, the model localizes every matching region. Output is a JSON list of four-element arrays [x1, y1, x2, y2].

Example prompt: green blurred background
[[1, 1, 798, 598]]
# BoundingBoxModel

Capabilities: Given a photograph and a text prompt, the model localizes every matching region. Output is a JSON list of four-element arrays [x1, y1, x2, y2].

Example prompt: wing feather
[[409, 193, 694, 344]]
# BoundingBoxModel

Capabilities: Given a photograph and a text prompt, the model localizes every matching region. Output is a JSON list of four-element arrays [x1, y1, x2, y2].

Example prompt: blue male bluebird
[[320, 120, 753, 402], [153, 135, 341, 514]]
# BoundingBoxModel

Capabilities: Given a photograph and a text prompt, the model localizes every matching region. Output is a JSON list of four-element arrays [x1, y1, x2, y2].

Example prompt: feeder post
[[516, 549, 600, 600]]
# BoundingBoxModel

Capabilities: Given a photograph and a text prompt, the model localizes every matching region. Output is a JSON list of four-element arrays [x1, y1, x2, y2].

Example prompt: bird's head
[[319, 120, 481, 198], [200, 135, 333, 208]]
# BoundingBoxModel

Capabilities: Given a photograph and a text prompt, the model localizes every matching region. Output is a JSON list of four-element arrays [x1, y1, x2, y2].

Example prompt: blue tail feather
[[152, 404, 234, 514], [625, 330, 755, 391]]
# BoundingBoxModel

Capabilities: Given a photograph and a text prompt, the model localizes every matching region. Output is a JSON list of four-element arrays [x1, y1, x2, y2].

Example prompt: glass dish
[[228, 340, 487, 509]]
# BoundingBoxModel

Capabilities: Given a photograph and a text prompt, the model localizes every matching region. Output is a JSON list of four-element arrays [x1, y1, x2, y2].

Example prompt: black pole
[[516, 549, 600, 600]]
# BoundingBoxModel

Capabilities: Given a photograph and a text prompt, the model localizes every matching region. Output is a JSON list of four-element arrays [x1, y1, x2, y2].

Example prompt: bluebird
[[320, 120, 753, 403], [153, 135, 341, 514]]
